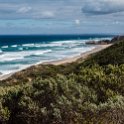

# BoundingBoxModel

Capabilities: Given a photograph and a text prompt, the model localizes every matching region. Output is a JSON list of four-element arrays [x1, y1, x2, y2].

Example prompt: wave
[[25, 49, 52, 57], [0, 49, 3, 55], [11, 45, 18, 48], [22, 43, 36, 47], [0, 37, 111, 75], [18, 47, 23, 51], [0, 49, 52, 62], [0, 49, 2, 53], [1, 46, 8, 49], [22, 43, 63, 48], [18, 38, 107, 51], [21, 39, 86, 49], [0, 64, 27, 75], [0, 54, 24, 62]]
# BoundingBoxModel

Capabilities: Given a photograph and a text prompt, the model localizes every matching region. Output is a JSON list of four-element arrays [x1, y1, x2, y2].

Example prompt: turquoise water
[[0, 35, 113, 75]]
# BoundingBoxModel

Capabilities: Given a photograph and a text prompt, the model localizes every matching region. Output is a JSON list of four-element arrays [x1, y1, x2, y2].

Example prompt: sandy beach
[[0, 44, 112, 81], [43, 44, 112, 65]]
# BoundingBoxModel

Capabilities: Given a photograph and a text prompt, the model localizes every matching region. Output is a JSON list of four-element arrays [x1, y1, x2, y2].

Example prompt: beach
[[0, 44, 112, 81], [44, 44, 112, 65]]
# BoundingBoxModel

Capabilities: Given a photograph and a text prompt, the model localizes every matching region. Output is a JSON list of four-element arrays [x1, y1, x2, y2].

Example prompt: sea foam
[[0, 36, 112, 75]]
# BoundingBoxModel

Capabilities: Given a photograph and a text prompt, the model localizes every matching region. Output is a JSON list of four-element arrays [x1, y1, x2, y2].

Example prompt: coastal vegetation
[[0, 37, 124, 123]]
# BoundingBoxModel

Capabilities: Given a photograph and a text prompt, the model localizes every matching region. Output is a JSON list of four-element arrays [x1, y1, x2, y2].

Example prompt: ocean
[[0, 34, 113, 75]]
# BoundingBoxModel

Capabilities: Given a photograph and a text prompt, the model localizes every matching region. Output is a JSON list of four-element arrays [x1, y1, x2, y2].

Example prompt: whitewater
[[0, 35, 112, 75]]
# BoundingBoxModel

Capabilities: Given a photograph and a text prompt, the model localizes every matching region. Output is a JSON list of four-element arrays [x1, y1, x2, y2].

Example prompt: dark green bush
[[0, 40, 124, 123]]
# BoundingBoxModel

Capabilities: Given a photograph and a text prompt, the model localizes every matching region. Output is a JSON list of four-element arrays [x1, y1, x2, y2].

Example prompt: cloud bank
[[82, 0, 124, 15], [0, 0, 124, 19], [0, 0, 124, 34]]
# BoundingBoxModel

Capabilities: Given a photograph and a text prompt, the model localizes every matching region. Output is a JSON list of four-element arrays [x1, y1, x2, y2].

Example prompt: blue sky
[[0, 0, 124, 34]]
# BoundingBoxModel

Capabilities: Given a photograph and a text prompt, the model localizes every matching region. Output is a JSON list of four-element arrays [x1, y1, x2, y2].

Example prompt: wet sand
[[0, 44, 112, 81]]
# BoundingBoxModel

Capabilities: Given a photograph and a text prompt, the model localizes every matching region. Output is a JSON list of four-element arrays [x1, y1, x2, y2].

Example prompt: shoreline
[[43, 44, 112, 65], [0, 44, 112, 81]]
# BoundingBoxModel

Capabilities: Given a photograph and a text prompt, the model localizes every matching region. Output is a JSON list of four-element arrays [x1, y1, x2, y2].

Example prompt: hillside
[[0, 37, 124, 123], [82, 37, 124, 66]]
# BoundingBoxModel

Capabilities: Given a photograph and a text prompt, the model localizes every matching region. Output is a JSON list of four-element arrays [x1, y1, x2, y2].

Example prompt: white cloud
[[0, 0, 124, 21], [0, 0, 124, 34], [17, 6, 32, 14], [34, 11, 55, 19], [41, 11, 55, 18], [75, 19, 80, 25]]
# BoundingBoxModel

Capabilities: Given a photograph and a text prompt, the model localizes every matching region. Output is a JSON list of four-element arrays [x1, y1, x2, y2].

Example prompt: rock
[[111, 36, 124, 43], [99, 40, 110, 44], [86, 35, 124, 45], [86, 40, 110, 45], [85, 41, 97, 45]]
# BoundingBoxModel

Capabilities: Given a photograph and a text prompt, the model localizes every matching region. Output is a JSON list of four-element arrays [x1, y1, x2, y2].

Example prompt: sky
[[0, 0, 124, 34]]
